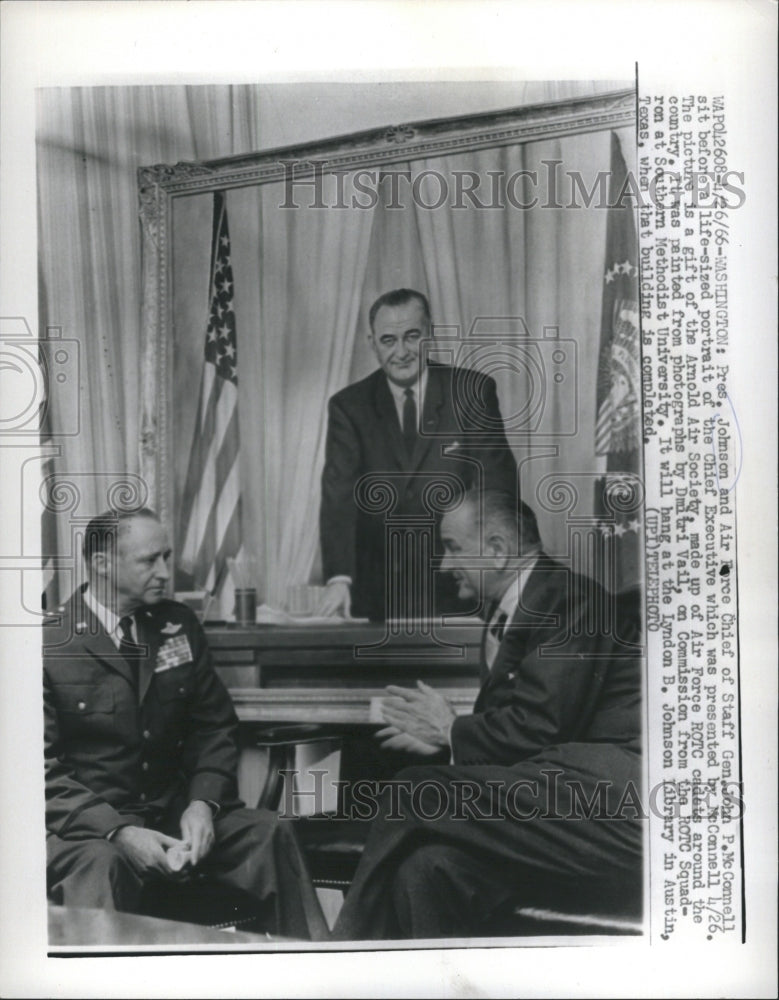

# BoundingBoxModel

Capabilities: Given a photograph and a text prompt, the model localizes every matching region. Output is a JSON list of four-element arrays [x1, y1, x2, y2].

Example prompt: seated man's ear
[[486, 532, 511, 570], [90, 551, 111, 580]]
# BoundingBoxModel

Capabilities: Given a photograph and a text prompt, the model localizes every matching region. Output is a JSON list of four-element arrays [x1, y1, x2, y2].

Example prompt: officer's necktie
[[402, 387, 417, 458], [117, 615, 140, 690]]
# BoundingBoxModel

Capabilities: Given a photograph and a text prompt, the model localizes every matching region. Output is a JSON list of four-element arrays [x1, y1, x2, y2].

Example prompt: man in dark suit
[[44, 508, 326, 939], [332, 489, 643, 940], [319, 288, 517, 621]]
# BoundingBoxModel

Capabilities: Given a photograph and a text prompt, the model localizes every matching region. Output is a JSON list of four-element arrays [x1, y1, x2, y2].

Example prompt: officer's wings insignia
[[160, 622, 183, 635]]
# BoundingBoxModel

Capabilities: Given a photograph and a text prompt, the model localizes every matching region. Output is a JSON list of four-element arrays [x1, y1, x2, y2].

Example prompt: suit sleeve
[[450, 613, 611, 766], [181, 616, 241, 807], [320, 393, 362, 581], [462, 373, 517, 496], [44, 665, 139, 839]]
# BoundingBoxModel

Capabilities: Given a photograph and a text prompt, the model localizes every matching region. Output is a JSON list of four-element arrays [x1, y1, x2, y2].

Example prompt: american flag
[[594, 132, 642, 594], [176, 191, 242, 601]]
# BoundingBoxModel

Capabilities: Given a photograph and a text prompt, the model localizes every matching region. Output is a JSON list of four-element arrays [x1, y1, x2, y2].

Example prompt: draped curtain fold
[[37, 85, 263, 594], [253, 180, 377, 606]]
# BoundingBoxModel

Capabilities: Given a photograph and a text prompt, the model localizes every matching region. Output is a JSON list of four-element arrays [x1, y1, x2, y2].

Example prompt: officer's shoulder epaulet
[[41, 604, 73, 649], [41, 600, 71, 627]]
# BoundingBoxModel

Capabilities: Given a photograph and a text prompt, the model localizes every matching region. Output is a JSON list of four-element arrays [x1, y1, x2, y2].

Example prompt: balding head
[[83, 507, 161, 566], [83, 508, 170, 614]]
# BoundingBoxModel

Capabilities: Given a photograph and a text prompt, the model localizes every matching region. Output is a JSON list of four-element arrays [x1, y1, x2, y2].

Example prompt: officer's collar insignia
[[160, 621, 183, 635]]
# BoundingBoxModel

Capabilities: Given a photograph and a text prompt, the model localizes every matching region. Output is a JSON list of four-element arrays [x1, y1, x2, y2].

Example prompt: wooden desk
[[207, 621, 483, 724]]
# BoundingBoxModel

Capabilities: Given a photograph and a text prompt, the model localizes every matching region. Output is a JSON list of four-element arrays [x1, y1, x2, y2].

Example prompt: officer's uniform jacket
[[43, 586, 241, 840]]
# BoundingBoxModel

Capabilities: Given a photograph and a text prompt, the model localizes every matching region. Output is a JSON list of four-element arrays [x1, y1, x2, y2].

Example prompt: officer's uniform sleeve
[[180, 614, 241, 807]]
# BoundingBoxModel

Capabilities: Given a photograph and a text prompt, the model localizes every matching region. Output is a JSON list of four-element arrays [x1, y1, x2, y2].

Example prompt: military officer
[[44, 507, 326, 940]]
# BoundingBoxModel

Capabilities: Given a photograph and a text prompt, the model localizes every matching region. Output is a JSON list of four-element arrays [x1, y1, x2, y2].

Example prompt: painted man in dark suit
[[332, 489, 643, 940], [44, 508, 326, 939], [319, 288, 517, 621]]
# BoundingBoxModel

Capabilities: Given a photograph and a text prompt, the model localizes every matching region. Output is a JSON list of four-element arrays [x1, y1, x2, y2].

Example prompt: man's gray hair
[[82, 507, 160, 562], [368, 288, 431, 333]]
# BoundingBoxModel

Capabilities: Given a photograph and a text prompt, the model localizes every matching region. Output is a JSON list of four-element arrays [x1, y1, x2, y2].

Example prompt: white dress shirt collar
[[493, 554, 539, 625], [484, 554, 539, 670], [83, 587, 134, 648], [386, 367, 429, 428]]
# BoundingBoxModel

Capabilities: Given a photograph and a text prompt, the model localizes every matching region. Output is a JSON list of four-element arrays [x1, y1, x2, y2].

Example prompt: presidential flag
[[594, 132, 643, 594], [177, 191, 242, 604]]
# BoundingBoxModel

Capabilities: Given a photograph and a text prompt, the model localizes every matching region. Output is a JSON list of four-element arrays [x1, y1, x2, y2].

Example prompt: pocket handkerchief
[[155, 634, 193, 672]]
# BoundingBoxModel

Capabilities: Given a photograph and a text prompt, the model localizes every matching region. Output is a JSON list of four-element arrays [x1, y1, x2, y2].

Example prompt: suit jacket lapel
[[69, 592, 137, 691], [409, 365, 445, 471], [472, 624, 491, 713], [474, 596, 502, 710], [373, 372, 407, 470], [476, 556, 566, 699], [372, 366, 449, 472]]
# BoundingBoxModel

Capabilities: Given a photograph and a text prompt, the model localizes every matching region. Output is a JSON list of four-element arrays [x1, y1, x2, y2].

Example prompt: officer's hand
[[113, 826, 184, 877], [180, 800, 215, 866], [317, 580, 352, 618]]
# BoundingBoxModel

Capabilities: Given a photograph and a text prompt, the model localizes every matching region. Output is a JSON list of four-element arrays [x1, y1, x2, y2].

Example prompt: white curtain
[[252, 179, 377, 605], [37, 85, 264, 596]]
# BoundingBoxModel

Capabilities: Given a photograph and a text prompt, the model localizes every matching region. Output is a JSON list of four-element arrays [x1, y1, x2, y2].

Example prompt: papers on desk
[[254, 603, 369, 627]]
